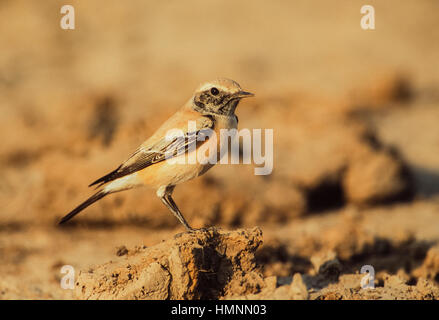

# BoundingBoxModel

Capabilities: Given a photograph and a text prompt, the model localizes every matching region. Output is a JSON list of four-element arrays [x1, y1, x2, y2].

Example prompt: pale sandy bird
[[59, 78, 254, 231]]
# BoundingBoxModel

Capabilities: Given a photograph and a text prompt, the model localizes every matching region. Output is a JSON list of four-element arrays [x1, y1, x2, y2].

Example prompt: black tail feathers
[[58, 190, 108, 225]]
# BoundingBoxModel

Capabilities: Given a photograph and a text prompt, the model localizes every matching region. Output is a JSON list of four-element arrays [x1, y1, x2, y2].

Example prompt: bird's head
[[191, 78, 254, 116]]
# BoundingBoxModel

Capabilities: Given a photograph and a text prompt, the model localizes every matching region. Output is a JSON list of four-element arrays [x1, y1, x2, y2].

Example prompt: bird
[[59, 78, 254, 231]]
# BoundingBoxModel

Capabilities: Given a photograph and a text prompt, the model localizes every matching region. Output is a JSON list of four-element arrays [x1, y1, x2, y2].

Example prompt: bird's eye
[[210, 87, 219, 95]]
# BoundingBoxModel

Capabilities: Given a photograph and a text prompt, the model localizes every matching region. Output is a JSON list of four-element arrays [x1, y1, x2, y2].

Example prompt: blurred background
[[1, 0, 439, 299]]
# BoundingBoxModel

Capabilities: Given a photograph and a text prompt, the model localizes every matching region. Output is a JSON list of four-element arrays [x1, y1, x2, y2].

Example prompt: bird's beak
[[235, 91, 255, 99]]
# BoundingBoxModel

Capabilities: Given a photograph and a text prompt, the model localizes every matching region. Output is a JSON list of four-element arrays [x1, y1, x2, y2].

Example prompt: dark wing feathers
[[88, 147, 169, 188], [89, 116, 214, 188], [88, 164, 122, 188]]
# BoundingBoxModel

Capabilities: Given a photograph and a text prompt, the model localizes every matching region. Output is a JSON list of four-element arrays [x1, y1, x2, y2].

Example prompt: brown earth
[[1, 0, 439, 300]]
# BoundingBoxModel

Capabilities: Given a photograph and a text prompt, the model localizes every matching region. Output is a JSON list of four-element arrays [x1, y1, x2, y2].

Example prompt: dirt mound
[[310, 273, 439, 300], [73, 220, 439, 300], [75, 227, 265, 299]]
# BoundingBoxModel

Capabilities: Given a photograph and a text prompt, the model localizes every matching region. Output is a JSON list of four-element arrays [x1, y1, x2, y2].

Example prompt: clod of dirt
[[74, 227, 264, 300], [413, 245, 439, 282], [310, 251, 342, 280], [260, 273, 309, 300], [313, 273, 439, 300], [343, 148, 413, 205], [289, 273, 309, 300], [350, 71, 414, 109], [115, 245, 128, 257], [229, 273, 309, 300], [383, 273, 407, 287]]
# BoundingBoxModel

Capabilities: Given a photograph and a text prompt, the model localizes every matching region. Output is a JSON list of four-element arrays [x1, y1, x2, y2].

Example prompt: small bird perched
[[59, 78, 254, 231]]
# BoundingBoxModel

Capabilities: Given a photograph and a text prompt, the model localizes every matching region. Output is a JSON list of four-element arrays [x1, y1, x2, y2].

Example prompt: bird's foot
[[174, 226, 218, 239]]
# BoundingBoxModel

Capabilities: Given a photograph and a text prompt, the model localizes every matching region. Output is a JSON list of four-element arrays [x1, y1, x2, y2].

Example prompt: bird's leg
[[163, 194, 195, 232], [158, 186, 195, 232]]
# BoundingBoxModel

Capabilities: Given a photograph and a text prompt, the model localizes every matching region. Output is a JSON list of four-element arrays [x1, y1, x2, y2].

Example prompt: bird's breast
[[137, 114, 238, 189]]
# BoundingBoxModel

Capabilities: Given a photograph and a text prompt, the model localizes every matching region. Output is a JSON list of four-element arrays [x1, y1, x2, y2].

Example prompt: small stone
[[311, 251, 342, 280], [289, 273, 309, 300], [116, 245, 128, 256]]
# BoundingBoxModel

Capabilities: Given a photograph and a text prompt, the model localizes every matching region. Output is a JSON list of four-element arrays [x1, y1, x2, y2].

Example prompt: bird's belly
[[137, 154, 212, 189]]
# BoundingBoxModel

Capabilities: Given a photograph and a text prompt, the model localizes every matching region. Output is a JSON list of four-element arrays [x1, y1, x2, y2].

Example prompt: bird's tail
[[59, 190, 108, 225]]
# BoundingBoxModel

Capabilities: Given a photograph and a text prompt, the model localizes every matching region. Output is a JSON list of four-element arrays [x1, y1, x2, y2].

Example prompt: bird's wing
[[88, 115, 214, 188]]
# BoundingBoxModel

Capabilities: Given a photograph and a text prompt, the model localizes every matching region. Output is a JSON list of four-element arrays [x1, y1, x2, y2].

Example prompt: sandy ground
[[1, 1, 439, 299]]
